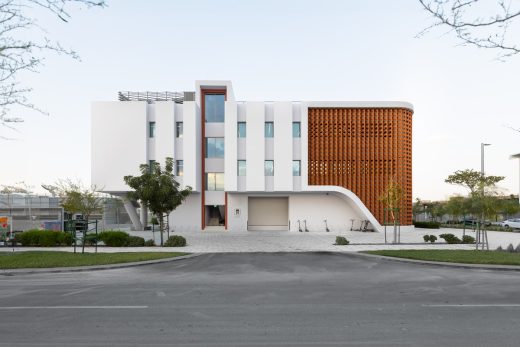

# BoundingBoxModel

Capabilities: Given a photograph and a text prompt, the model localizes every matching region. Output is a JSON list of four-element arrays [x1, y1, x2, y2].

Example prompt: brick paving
[[3, 227, 520, 253]]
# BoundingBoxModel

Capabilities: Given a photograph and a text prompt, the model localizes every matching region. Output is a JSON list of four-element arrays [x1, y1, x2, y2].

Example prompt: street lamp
[[510, 153, 520, 204], [481, 143, 491, 175]]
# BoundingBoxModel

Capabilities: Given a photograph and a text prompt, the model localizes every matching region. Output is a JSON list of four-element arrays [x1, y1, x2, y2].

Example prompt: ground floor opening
[[247, 197, 289, 231]]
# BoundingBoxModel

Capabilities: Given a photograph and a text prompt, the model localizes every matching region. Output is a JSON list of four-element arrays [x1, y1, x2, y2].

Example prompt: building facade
[[91, 81, 413, 232]]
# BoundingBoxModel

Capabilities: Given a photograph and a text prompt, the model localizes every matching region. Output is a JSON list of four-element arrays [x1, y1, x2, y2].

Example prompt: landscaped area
[[0, 251, 188, 269], [365, 249, 520, 266]]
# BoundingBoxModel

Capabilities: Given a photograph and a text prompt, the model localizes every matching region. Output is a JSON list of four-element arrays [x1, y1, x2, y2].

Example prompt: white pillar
[[123, 199, 143, 231], [140, 204, 148, 228]]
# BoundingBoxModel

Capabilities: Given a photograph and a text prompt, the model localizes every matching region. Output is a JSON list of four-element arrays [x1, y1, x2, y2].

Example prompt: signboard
[[0, 216, 12, 244]]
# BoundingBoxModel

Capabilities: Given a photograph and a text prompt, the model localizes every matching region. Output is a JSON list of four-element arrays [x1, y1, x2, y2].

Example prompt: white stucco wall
[[274, 102, 293, 191], [154, 102, 175, 167], [183, 101, 199, 191], [91, 101, 147, 193], [246, 102, 265, 191], [288, 193, 363, 232], [169, 193, 201, 232], [225, 101, 238, 191]]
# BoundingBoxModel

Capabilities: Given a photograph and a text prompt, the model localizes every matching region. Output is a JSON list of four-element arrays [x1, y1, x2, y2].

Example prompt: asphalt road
[[1, 253, 520, 346]]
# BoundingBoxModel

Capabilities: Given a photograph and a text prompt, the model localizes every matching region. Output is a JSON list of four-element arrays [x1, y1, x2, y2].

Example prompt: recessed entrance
[[248, 197, 289, 231], [205, 205, 225, 227]]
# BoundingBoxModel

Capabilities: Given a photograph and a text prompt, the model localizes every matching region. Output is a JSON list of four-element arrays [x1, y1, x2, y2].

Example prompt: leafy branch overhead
[[0, 0, 106, 139], [418, 0, 520, 59]]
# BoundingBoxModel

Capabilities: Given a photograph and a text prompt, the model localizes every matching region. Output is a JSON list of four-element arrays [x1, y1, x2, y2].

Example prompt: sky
[[1, 0, 520, 200]]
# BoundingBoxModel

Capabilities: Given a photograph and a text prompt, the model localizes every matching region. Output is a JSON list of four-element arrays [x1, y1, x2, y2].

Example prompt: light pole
[[478, 143, 491, 251], [510, 153, 520, 204], [481, 143, 491, 175]]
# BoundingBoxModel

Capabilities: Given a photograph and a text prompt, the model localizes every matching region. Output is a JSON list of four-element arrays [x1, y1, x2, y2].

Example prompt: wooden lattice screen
[[308, 107, 413, 225]]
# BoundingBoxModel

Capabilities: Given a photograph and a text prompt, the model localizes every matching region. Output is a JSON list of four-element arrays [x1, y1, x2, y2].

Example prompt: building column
[[123, 198, 143, 231], [140, 204, 148, 228]]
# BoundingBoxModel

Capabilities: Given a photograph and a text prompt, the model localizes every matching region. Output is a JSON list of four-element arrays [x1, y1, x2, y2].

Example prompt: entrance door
[[248, 197, 289, 231]]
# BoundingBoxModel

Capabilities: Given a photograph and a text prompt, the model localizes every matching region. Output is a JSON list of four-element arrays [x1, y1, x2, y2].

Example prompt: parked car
[[500, 219, 520, 230]]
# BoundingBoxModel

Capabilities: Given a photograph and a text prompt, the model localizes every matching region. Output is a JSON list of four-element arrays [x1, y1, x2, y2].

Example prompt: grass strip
[[364, 250, 520, 266], [0, 251, 188, 269]]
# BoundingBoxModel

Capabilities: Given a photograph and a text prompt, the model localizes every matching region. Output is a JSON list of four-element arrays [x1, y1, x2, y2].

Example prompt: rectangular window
[[206, 173, 224, 191], [292, 160, 301, 176], [264, 160, 274, 176], [265, 122, 274, 138], [176, 160, 183, 176], [176, 122, 183, 138], [237, 160, 246, 176], [204, 94, 225, 122], [205, 138, 225, 158], [237, 122, 246, 138], [292, 122, 301, 138], [149, 122, 156, 138]]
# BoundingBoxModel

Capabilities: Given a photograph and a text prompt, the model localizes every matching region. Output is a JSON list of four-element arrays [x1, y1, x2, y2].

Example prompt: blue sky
[[2, 0, 520, 200]]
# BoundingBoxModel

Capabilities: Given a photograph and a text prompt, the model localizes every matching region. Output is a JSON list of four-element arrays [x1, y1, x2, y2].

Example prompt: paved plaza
[[2, 227, 520, 253]]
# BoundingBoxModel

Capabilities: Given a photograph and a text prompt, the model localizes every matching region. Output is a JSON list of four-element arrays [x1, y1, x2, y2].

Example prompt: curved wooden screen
[[308, 107, 413, 225]]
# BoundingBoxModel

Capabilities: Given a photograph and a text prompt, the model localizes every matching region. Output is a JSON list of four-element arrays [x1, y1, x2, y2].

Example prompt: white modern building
[[92, 80, 414, 232]]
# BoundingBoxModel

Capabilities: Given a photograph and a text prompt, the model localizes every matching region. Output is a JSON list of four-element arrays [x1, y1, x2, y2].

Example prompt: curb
[[0, 253, 203, 276], [349, 251, 520, 271]]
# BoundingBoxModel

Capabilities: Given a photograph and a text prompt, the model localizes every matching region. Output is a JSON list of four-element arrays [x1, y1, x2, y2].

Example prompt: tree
[[124, 158, 192, 246], [499, 196, 520, 220], [445, 169, 504, 195], [42, 179, 102, 253], [0, 0, 106, 139], [418, 0, 520, 59], [379, 177, 405, 243], [445, 195, 472, 236]]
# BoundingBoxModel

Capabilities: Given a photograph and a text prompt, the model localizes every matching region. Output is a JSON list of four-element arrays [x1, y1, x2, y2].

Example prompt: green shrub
[[423, 235, 437, 243], [144, 239, 155, 247], [414, 221, 441, 229], [164, 235, 186, 247], [335, 236, 350, 245], [462, 235, 475, 244], [16, 230, 72, 247], [98, 231, 129, 247], [126, 236, 145, 247], [439, 233, 461, 244]]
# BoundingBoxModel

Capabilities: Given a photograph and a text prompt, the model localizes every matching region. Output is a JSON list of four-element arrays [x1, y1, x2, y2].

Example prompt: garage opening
[[248, 197, 289, 231]]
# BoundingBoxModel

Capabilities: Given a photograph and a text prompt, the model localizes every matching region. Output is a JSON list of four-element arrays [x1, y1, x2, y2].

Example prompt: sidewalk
[[2, 227, 518, 253]]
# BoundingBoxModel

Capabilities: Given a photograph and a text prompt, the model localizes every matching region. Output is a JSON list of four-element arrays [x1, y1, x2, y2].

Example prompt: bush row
[[16, 230, 73, 247], [98, 231, 184, 247], [413, 221, 441, 229]]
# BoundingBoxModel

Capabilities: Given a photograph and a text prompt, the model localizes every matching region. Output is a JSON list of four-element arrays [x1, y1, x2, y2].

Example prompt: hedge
[[125, 236, 145, 247], [16, 230, 73, 247], [164, 235, 186, 247], [98, 231, 130, 247], [413, 221, 441, 229]]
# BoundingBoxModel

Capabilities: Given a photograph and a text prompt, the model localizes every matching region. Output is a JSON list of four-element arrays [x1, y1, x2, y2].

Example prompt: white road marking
[[424, 304, 520, 307], [62, 287, 96, 297], [0, 306, 148, 309]]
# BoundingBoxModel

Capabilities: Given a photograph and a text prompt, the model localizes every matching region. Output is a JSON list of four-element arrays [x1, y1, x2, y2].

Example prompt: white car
[[501, 219, 520, 230]]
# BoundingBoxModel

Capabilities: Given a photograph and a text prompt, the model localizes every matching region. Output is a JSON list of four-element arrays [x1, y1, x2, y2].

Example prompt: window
[[149, 122, 156, 138], [206, 138, 225, 158], [264, 160, 274, 176], [176, 160, 183, 176], [292, 160, 301, 176], [149, 160, 156, 173], [176, 122, 183, 138], [205, 94, 225, 122], [293, 122, 301, 138], [206, 173, 224, 191], [237, 122, 246, 138], [237, 160, 246, 176], [265, 122, 274, 138]]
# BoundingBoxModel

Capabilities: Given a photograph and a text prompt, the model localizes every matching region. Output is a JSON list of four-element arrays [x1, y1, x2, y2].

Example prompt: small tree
[[379, 177, 404, 244], [124, 158, 192, 246], [42, 179, 102, 253]]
